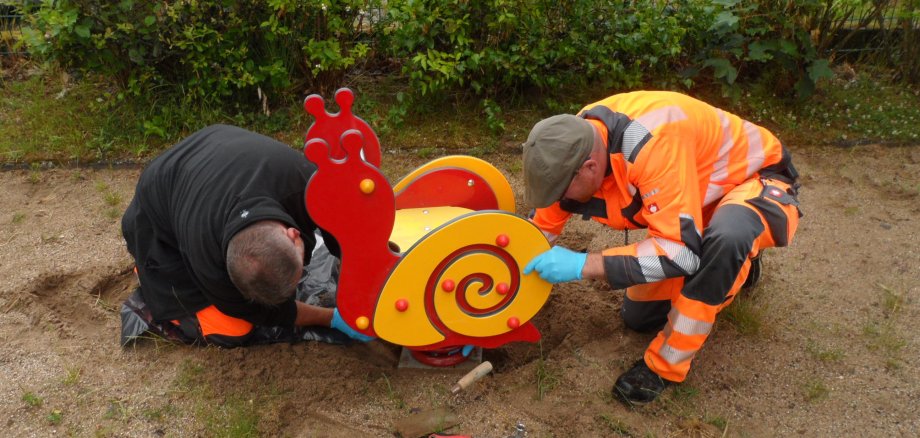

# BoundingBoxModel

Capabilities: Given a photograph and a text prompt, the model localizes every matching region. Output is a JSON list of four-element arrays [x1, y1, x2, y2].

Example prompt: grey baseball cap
[[522, 114, 594, 208]]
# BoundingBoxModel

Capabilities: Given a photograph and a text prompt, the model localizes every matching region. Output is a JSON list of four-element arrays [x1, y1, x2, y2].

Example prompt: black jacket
[[122, 124, 338, 327]]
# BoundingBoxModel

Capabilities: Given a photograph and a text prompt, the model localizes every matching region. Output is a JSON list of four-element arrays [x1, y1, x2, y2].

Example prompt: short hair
[[226, 221, 302, 306]]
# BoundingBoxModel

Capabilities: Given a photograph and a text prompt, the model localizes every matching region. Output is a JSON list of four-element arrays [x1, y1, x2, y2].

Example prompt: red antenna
[[304, 88, 382, 167]]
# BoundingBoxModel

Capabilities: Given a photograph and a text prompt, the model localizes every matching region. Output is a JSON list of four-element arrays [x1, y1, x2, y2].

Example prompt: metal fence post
[[1, 3, 26, 56]]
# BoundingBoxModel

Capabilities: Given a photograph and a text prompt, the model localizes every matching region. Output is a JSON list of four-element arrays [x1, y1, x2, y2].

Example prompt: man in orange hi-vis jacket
[[521, 91, 802, 405]]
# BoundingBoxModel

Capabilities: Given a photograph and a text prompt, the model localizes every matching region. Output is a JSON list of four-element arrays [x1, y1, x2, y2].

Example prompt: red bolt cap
[[441, 279, 456, 292], [496, 234, 510, 247], [395, 299, 409, 312], [507, 317, 520, 329], [496, 282, 510, 295]]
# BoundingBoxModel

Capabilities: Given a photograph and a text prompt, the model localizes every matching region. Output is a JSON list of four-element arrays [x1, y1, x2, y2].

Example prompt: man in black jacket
[[120, 124, 371, 347]]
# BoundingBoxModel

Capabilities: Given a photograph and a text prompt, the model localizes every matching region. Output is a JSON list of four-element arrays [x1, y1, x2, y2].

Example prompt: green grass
[[805, 341, 845, 363], [0, 74, 116, 162], [141, 404, 179, 421], [596, 413, 634, 436], [28, 162, 41, 184], [803, 379, 829, 402], [1, 63, 917, 166], [877, 283, 904, 316], [0, 68, 311, 163], [504, 159, 522, 175], [174, 360, 205, 394], [103, 399, 129, 420], [0, 66, 554, 165], [380, 373, 406, 410], [861, 283, 907, 369], [654, 383, 705, 419], [863, 321, 906, 354], [534, 341, 559, 401], [721, 295, 765, 337], [884, 358, 903, 371], [670, 385, 700, 403], [22, 391, 43, 408], [47, 409, 63, 425], [202, 396, 260, 438], [62, 367, 81, 386], [104, 207, 122, 220], [415, 146, 437, 159], [737, 67, 920, 147], [172, 359, 263, 437], [93, 180, 124, 219], [11, 212, 25, 224], [103, 191, 121, 206], [704, 414, 727, 430]]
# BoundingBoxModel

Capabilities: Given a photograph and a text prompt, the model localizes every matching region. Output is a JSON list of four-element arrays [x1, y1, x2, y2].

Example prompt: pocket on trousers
[[744, 180, 801, 247]]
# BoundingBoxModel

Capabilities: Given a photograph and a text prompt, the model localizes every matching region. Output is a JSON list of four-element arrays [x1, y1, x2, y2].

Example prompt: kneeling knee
[[621, 306, 668, 333]]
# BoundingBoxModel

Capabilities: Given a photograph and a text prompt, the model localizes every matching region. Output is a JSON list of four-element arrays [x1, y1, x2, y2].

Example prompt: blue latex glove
[[461, 345, 474, 357], [331, 308, 375, 343], [523, 246, 587, 284]]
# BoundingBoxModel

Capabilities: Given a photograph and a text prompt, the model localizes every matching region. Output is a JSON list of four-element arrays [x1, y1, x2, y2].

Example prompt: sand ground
[[1, 143, 918, 437]]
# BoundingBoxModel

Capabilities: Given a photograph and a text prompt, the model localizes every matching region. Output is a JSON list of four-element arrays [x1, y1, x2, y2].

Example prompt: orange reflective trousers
[[623, 177, 801, 382]]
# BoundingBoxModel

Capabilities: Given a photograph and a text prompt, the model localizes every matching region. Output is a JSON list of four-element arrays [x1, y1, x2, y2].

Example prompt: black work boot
[[741, 252, 763, 290], [613, 360, 671, 405]]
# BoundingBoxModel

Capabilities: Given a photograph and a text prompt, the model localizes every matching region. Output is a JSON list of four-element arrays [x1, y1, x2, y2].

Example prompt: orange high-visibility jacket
[[532, 91, 795, 289]]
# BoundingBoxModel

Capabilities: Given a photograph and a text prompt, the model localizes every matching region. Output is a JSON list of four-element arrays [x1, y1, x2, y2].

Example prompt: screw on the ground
[[510, 421, 526, 438]]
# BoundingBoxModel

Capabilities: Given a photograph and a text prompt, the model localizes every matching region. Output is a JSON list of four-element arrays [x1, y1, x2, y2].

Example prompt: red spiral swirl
[[423, 244, 520, 332]]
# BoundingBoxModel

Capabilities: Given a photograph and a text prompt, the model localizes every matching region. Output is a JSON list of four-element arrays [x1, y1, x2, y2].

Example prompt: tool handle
[[450, 361, 493, 395]]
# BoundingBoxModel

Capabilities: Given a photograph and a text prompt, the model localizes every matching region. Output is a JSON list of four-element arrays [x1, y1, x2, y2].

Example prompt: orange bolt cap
[[359, 178, 375, 194]]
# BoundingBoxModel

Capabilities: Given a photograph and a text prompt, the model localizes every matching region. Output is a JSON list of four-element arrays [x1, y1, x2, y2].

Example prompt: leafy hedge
[[18, 0, 851, 107], [382, 0, 687, 96], [681, 0, 834, 99], [21, 0, 380, 103]]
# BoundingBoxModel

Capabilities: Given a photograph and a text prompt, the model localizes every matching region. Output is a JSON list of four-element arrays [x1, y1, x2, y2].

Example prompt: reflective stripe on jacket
[[531, 91, 791, 290]]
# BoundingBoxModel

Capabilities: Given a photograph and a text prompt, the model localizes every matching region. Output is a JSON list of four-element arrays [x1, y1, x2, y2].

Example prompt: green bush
[[382, 0, 688, 97], [679, 0, 834, 99], [24, 0, 914, 110], [379, 0, 840, 101], [21, 0, 381, 106]]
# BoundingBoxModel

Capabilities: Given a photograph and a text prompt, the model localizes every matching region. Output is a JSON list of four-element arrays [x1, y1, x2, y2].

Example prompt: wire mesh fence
[[838, 10, 918, 51], [1, 4, 26, 56]]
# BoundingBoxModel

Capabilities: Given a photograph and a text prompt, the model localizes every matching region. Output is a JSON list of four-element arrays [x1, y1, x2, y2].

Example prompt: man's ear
[[581, 158, 598, 174]]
